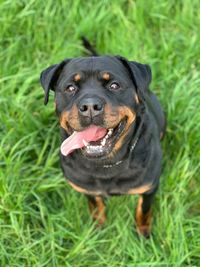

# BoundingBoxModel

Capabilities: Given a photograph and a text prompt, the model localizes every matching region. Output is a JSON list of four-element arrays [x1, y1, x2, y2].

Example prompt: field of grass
[[0, 0, 200, 266]]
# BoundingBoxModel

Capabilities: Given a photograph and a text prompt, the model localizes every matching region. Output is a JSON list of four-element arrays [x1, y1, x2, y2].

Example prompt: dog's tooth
[[108, 129, 113, 136], [105, 133, 110, 139], [101, 138, 106, 146], [83, 139, 89, 146]]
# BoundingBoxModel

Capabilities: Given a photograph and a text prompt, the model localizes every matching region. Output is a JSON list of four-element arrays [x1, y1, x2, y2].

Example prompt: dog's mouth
[[82, 119, 127, 158], [60, 119, 127, 158]]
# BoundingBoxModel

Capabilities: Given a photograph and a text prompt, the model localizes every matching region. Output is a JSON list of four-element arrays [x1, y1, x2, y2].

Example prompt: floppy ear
[[116, 56, 152, 101], [40, 59, 70, 105]]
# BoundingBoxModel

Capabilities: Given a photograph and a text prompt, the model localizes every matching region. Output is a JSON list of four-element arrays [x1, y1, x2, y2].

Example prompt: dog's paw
[[136, 224, 151, 238]]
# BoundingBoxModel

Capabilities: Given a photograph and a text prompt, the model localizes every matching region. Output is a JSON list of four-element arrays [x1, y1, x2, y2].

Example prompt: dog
[[40, 39, 166, 237]]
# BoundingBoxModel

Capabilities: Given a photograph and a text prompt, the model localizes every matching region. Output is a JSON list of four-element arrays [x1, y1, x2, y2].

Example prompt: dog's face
[[40, 56, 151, 160]]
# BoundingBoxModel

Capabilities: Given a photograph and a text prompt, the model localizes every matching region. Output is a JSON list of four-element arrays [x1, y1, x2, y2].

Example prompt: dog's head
[[40, 56, 151, 159]]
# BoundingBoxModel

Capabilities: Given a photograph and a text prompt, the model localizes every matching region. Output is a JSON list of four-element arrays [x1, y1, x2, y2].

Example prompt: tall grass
[[0, 0, 200, 266]]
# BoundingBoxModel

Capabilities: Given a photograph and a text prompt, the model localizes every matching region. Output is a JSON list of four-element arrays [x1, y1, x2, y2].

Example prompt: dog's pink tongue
[[61, 125, 107, 156]]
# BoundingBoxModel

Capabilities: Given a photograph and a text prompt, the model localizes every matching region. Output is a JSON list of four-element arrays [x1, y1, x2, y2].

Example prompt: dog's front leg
[[135, 189, 157, 237], [87, 195, 106, 226]]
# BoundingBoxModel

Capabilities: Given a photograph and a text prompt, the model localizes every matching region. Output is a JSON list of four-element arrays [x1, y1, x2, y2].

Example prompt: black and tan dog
[[40, 41, 165, 237]]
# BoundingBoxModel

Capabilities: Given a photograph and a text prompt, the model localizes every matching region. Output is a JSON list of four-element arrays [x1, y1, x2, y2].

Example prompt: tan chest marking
[[68, 181, 152, 196]]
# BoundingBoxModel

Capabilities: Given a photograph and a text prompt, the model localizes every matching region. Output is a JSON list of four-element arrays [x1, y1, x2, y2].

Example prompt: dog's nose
[[78, 97, 104, 117]]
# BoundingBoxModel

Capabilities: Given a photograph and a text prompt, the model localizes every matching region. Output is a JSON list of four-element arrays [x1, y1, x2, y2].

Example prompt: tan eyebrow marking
[[102, 72, 110, 80], [74, 73, 81, 82]]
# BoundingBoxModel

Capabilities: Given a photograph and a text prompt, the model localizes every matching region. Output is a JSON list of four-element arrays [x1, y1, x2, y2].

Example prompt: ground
[[0, 1, 200, 266]]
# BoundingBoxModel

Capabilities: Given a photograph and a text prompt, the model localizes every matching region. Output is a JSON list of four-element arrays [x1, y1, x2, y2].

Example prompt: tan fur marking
[[127, 184, 152, 195], [74, 73, 81, 82], [59, 106, 81, 134], [60, 111, 69, 132], [69, 181, 151, 196], [102, 72, 110, 80], [113, 106, 136, 153], [68, 181, 102, 195]]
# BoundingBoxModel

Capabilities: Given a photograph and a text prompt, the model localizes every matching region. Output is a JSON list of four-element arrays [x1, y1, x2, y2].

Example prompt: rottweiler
[[40, 40, 166, 237]]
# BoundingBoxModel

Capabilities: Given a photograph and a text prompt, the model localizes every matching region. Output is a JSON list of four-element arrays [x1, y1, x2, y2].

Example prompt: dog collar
[[102, 136, 139, 168], [103, 160, 123, 168]]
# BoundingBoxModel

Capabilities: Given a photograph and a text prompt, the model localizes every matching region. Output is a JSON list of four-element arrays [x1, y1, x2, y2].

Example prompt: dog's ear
[[40, 59, 70, 105], [116, 56, 152, 101]]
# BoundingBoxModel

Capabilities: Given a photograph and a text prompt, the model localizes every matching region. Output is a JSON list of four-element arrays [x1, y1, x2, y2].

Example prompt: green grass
[[0, 0, 200, 266]]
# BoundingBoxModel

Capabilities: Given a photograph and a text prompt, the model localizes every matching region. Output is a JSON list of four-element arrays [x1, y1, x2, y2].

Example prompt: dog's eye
[[109, 82, 120, 90], [65, 85, 77, 94]]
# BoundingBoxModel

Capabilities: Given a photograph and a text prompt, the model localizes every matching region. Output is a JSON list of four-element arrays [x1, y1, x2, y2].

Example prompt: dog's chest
[[60, 150, 153, 196]]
